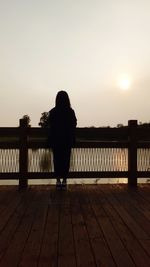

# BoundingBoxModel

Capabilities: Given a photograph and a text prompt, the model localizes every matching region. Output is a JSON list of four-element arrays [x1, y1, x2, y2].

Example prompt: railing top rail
[[0, 140, 129, 149]]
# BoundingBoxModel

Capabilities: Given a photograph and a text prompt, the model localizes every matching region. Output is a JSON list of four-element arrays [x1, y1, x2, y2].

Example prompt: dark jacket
[[48, 107, 77, 148]]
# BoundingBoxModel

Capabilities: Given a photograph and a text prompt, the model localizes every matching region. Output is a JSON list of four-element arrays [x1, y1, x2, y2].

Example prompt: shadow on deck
[[0, 184, 150, 267]]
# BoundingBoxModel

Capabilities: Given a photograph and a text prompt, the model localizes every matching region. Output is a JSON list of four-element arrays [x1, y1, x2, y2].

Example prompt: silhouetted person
[[48, 91, 77, 189]]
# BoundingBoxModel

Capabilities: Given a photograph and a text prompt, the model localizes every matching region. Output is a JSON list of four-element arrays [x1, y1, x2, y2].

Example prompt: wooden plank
[[38, 187, 60, 267], [18, 188, 50, 267], [100, 185, 148, 240], [137, 128, 150, 140], [0, 127, 19, 136], [0, 185, 149, 267], [138, 172, 150, 178], [57, 190, 76, 267], [0, 189, 35, 261], [70, 186, 96, 267], [138, 185, 150, 202], [28, 140, 129, 149], [27, 126, 128, 140], [76, 127, 128, 140], [0, 143, 19, 148], [123, 187, 150, 226], [0, 173, 20, 179], [78, 185, 116, 267], [138, 142, 150, 148], [111, 186, 150, 237], [0, 189, 24, 232], [87, 185, 135, 267], [25, 171, 128, 179], [0, 187, 17, 215], [0, 189, 41, 266], [96, 185, 150, 267], [75, 141, 128, 148], [137, 184, 150, 251], [108, 185, 150, 259]]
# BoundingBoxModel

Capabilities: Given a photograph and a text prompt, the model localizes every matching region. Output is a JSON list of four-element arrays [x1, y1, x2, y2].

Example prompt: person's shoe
[[62, 180, 67, 190], [56, 181, 61, 190]]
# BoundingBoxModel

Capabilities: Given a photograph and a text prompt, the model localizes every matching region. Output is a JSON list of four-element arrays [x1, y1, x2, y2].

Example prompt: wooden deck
[[0, 184, 150, 267]]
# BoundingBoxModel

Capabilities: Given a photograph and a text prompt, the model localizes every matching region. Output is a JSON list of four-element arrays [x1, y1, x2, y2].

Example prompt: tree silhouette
[[21, 115, 31, 127], [39, 112, 49, 128]]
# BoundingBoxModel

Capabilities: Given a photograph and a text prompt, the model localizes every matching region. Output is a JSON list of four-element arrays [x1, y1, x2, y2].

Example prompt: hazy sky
[[0, 0, 150, 127]]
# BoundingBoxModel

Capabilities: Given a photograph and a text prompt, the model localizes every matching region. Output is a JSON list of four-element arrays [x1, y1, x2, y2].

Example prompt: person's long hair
[[55, 91, 71, 109]]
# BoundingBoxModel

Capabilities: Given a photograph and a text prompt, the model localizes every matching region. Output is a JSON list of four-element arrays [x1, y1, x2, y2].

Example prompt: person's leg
[[53, 147, 71, 189], [62, 148, 71, 189], [53, 147, 61, 189], [56, 179, 61, 189]]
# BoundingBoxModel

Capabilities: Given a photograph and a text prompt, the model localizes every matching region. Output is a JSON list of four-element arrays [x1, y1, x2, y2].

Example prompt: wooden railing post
[[19, 119, 28, 189], [128, 120, 138, 186]]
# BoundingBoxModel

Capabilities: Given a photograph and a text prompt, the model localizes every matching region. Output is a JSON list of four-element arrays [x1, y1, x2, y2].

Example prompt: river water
[[0, 148, 150, 185]]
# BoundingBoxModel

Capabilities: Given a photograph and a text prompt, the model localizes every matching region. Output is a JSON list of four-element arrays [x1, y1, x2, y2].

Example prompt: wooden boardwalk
[[0, 184, 150, 267]]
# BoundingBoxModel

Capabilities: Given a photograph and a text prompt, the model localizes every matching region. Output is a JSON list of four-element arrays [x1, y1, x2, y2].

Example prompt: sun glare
[[118, 75, 131, 90]]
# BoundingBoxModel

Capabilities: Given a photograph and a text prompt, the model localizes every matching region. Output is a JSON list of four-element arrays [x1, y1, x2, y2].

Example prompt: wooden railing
[[0, 119, 150, 189]]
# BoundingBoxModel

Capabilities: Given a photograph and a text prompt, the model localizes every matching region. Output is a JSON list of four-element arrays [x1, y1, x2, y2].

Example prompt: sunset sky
[[0, 0, 150, 127]]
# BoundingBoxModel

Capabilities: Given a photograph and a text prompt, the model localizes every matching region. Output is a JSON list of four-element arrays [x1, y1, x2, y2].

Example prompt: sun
[[118, 75, 131, 90]]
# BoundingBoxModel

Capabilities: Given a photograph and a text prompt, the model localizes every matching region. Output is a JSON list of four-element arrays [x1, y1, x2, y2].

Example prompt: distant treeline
[[86, 122, 150, 128], [21, 113, 150, 129]]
